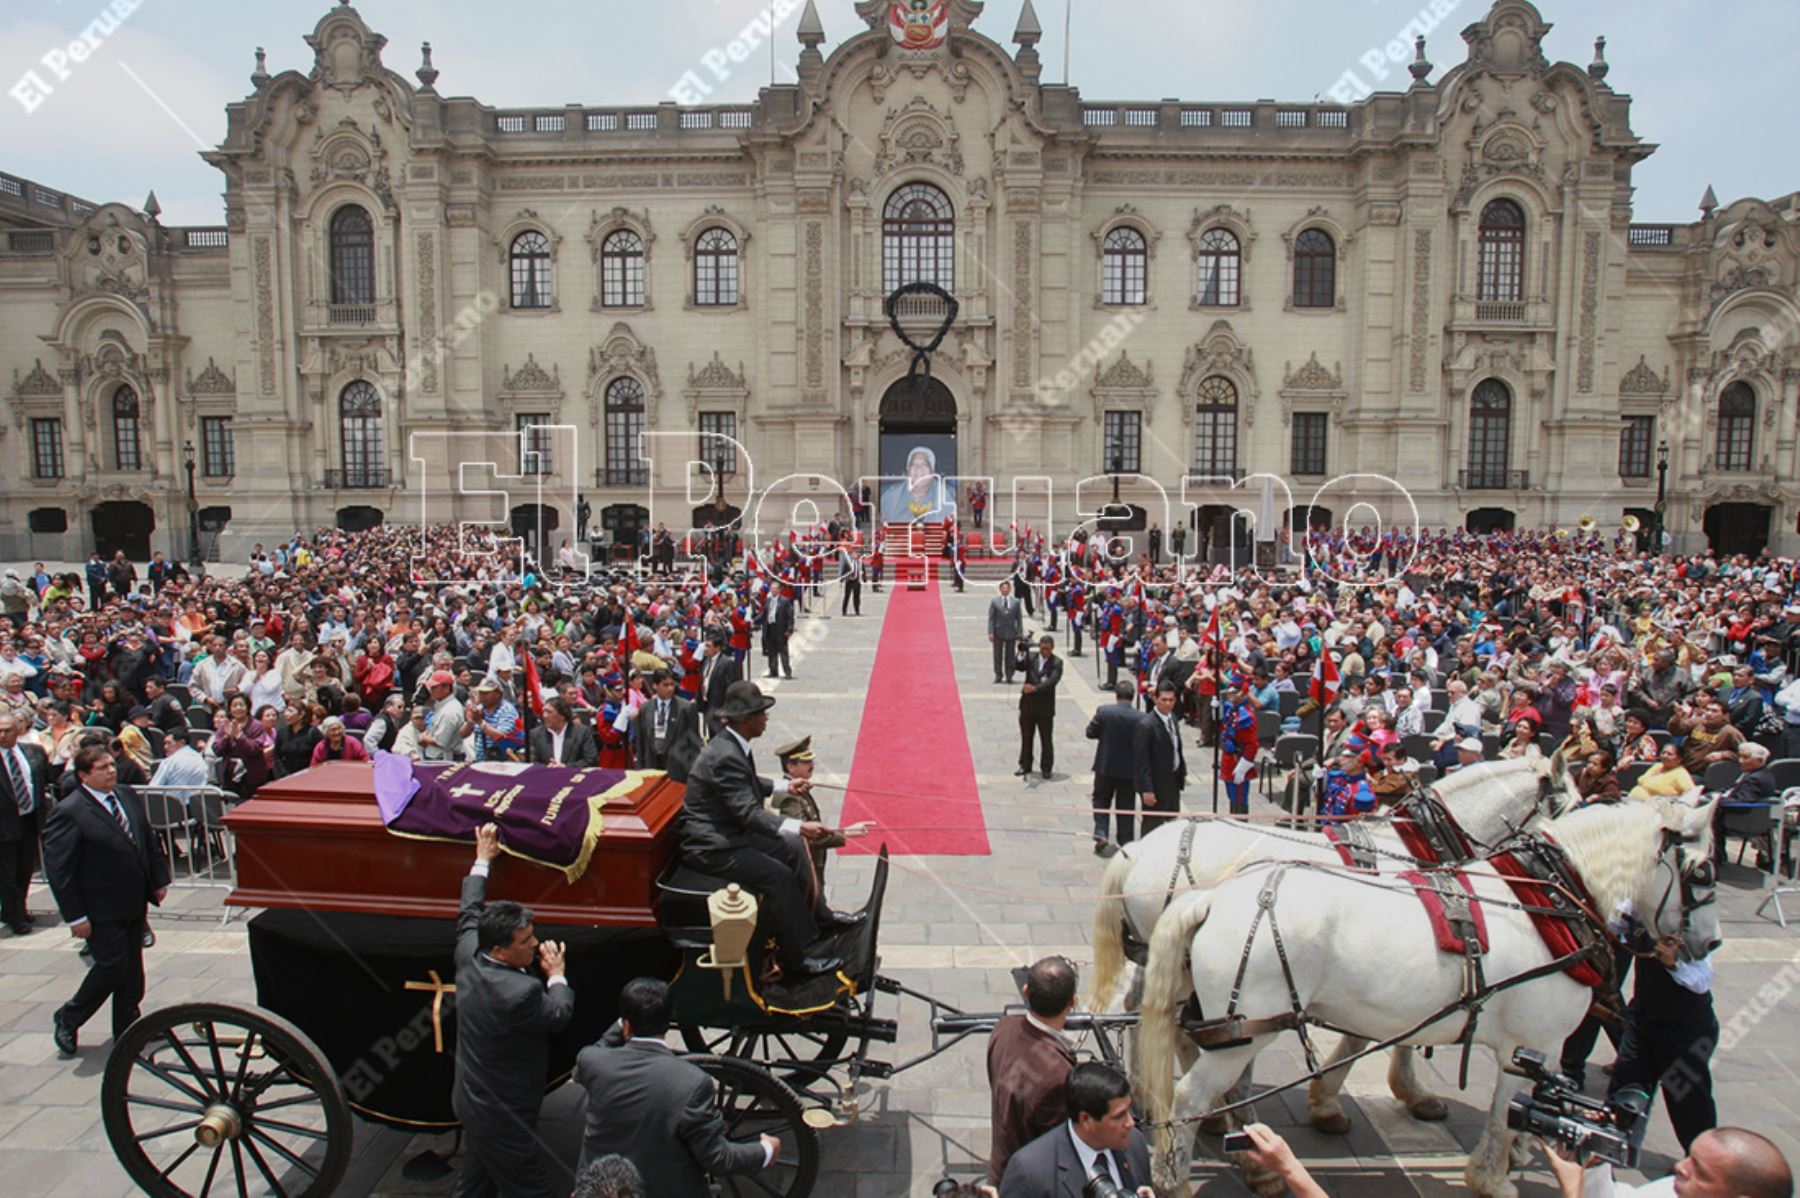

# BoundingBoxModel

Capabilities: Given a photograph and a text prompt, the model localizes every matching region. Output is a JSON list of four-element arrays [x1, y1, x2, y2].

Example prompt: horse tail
[[1089, 848, 1136, 1010], [1138, 886, 1215, 1141]]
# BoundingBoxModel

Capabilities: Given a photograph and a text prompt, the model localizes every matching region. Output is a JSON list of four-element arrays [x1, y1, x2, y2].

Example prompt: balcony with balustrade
[[1457, 469, 1530, 491], [304, 299, 398, 334]]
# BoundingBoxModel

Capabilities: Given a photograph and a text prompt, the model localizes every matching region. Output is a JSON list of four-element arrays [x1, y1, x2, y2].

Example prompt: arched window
[[1292, 228, 1335, 308], [601, 230, 646, 307], [604, 377, 649, 485], [1101, 227, 1148, 306], [1195, 228, 1240, 306], [882, 183, 955, 293], [1192, 376, 1238, 477], [1466, 378, 1512, 488], [509, 231, 552, 309], [328, 205, 375, 306], [339, 381, 384, 488], [694, 227, 740, 306], [111, 385, 141, 472], [1477, 199, 1525, 303], [1718, 382, 1756, 472]]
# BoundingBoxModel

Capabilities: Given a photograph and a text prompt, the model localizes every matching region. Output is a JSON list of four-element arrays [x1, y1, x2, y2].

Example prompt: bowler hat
[[717, 680, 776, 721]]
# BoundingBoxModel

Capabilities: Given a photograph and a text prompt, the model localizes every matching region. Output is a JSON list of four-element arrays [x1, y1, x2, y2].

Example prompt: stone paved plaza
[[2, 577, 1798, 1197]]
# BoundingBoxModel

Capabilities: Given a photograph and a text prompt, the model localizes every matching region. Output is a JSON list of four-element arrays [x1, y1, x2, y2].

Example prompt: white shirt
[[150, 746, 211, 791], [548, 724, 567, 764], [1066, 1123, 1123, 1189]]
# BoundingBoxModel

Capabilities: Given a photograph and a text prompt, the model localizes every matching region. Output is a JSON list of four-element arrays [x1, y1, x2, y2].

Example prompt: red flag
[[1309, 651, 1341, 706], [1199, 606, 1221, 650], [521, 648, 545, 720], [618, 609, 639, 669]]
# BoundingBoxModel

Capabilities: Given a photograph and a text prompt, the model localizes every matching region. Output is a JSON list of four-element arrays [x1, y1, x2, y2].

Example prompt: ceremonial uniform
[[773, 737, 845, 882], [1318, 765, 1377, 821], [1217, 696, 1259, 815]]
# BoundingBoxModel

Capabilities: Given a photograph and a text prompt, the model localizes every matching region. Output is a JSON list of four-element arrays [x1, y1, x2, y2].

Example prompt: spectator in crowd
[[999, 1063, 1151, 1197], [570, 1157, 646, 1198], [986, 957, 1078, 1187], [273, 705, 321, 777], [148, 726, 208, 792], [308, 716, 369, 766], [1630, 741, 1695, 800]]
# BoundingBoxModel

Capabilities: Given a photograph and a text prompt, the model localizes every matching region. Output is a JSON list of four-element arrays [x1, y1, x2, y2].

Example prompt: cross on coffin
[[448, 783, 485, 799]]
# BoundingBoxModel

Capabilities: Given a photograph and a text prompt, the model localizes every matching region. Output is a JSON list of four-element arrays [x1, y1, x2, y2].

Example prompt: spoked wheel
[[689, 1054, 821, 1198], [101, 1002, 352, 1198], [679, 1021, 850, 1082]]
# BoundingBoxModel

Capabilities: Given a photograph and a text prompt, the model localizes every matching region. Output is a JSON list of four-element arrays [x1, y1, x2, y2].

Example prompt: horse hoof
[[1197, 1113, 1230, 1137], [1309, 1110, 1353, 1135], [1409, 1096, 1450, 1121]]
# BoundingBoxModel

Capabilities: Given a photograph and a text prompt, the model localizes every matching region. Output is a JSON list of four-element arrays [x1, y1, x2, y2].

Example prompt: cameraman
[[1541, 1127, 1792, 1197]]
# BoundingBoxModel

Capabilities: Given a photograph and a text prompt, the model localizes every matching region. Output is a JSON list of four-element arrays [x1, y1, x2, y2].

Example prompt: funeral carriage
[[98, 758, 1127, 1198]]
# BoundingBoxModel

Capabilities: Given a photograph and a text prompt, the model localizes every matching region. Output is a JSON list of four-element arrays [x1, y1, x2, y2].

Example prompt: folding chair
[[1615, 762, 1650, 793], [1402, 734, 1436, 764], [1265, 733, 1319, 802], [1701, 760, 1741, 794], [1277, 691, 1301, 719]]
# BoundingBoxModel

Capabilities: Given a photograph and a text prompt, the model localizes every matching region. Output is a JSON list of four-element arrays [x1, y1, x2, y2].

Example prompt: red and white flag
[[1309, 651, 1341, 707], [1199, 606, 1221, 651]]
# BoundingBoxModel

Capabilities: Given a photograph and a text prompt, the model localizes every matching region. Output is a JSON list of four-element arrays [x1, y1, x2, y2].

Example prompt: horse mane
[[1543, 800, 1666, 915]]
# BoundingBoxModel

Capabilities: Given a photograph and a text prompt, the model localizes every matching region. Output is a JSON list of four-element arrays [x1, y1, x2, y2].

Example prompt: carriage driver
[[679, 681, 867, 979]]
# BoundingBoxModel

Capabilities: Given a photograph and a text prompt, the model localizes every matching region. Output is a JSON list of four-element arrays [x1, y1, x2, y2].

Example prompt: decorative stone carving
[[416, 231, 438, 394], [186, 358, 236, 396], [1012, 222, 1034, 389], [1179, 321, 1259, 426], [587, 323, 661, 423], [804, 222, 825, 391], [684, 352, 750, 423], [1283, 353, 1343, 392], [1619, 356, 1670, 396], [14, 360, 62, 397], [254, 237, 276, 395], [1461, 0, 1551, 77], [1091, 352, 1157, 426], [1410, 229, 1432, 392], [502, 355, 560, 393], [689, 354, 747, 391], [1576, 231, 1601, 392], [873, 96, 964, 178]]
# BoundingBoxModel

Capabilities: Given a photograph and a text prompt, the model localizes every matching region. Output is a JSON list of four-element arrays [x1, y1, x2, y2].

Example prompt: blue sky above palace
[[3, 0, 1794, 227]]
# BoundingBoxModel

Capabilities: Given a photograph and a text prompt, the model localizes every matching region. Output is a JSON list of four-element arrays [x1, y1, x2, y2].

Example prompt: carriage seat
[[655, 859, 762, 951]]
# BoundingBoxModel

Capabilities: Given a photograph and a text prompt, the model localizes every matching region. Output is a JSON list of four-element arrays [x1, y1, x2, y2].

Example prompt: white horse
[[1137, 794, 1720, 1198], [1091, 756, 1576, 1130]]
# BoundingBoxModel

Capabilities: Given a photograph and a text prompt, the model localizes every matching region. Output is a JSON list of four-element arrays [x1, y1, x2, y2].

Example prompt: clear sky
[[4, 0, 1793, 227]]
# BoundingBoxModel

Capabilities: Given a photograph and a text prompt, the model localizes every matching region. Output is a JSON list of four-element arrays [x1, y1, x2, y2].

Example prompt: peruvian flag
[[520, 647, 545, 721], [1199, 606, 1221, 651], [618, 609, 639, 669], [1309, 651, 1341, 707]]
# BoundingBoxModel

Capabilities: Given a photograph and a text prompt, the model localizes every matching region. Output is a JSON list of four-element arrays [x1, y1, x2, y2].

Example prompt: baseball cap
[[427, 670, 455, 688]]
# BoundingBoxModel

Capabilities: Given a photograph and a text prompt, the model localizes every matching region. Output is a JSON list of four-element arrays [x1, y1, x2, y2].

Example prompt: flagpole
[[1210, 630, 1222, 815]]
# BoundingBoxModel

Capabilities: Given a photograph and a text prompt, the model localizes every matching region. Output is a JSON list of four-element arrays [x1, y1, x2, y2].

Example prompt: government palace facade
[[2, 0, 1798, 565]]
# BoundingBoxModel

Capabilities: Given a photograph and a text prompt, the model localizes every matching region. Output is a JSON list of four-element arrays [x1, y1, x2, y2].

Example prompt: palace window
[[694, 228, 740, 306], [1193, 376, 1238, 476], [340, 381, 384, 488], [1717, 382, 1755, 472], [517, 413, 553, 476], [1195, 227, 1240, 306], [1292, 228, 1335, 308], [601, 230, 646, 308], [201, 416, 235, 478], [31, 418, 64, 479], [882, 183, 955, 294], [1100, 227, 1148, 306], [1291, 412, 1328, 477], [1103, 411, 1141, 474], [1477, 199, 1525, 303], [509, 231, 552, 309], [1466, 378, 1512, 488], [699, 411, 738, 476], [111, 385, 141, 472], [1619, 415, 1653, 479], [328, 205, 375, 305], [604, 377, 648, 485]]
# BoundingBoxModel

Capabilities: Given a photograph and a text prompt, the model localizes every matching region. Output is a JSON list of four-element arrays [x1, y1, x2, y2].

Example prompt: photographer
[[1541, 1127, 1791, 1197]]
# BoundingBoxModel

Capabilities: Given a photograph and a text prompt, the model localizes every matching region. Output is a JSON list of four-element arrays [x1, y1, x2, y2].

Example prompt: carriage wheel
[[689, 1054, 821, 1198], [679, 1022, 850, 1082], [101, 1002, 353, 1198]]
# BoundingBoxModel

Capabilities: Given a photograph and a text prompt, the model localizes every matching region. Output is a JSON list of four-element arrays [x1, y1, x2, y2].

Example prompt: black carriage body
[[248, 909, 678, 1129]]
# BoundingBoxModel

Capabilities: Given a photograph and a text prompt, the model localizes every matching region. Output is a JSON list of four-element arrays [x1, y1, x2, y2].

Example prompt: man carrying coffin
[[680, 682, 864, 979]]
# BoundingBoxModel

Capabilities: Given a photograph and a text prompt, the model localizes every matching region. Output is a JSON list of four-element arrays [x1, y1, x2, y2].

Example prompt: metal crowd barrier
[[137, 784, 241, 925]]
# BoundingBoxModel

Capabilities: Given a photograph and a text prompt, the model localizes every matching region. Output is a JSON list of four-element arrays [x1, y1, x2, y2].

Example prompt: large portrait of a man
[[879, 445, 956, 524]]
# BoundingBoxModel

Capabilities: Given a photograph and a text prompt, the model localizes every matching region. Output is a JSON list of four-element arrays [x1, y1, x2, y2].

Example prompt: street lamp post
[[183, 440, 201, 569], [1654, 439, 1670, 555]]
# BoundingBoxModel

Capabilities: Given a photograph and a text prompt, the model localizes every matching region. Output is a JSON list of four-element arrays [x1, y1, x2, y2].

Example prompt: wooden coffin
[[224, 762, 683, 926]]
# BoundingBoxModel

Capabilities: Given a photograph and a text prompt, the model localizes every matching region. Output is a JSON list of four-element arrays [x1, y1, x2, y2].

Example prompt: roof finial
[[251, 46, 269, 89], [797, 0, 826, 50], [416, 42, 439, 92], [1699, 184, 1718, 219], [143, 191, 162, 221], [1409, 35, 1433, 84], [1587, 36, 1609, 84], [1015, 0, 1043, 45]]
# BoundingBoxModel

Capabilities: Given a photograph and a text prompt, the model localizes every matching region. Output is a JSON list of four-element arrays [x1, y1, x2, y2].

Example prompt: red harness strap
[[1392, 815, 1439, 864], [1399, 870, 1490, 955], [1488, 850, 1607, 988]]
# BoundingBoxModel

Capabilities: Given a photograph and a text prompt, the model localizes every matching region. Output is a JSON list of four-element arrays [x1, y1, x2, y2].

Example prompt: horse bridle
[[1644, 828, 1716, 948]]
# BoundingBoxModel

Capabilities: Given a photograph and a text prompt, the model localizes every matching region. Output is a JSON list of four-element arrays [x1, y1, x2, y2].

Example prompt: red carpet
[[840, 577, 990, 856]]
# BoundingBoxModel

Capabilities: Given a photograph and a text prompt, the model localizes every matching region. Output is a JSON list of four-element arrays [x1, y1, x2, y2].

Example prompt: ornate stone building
[[2, 0, 1797, 563]]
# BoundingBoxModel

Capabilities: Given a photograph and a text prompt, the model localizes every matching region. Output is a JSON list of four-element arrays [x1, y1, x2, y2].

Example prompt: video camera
[[1504, 1048, 1650, 1169]]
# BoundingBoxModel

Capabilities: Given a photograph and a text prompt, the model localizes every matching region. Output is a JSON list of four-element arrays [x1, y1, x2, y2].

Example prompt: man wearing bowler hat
[[681, 682, 864, 978]]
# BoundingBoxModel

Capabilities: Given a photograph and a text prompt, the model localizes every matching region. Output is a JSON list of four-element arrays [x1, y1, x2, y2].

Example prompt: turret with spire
[[1013, 0, 1043, 82], [797, 1, 826, 89]]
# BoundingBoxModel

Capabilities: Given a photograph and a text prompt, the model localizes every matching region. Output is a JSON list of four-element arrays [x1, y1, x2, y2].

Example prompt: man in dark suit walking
[[698, 633, 740, 741], [526, 697, 600, 768], [633, 670, 703, 783], [573, 977, 773, 1194], [1084, 683, 1143, 857], [452, 823, 575, 1198], [42, 744, 170, 1056], [838, 544, 862, 616], [1016, 636, 1064, 780], [1135, 680, 1188, 836], [999, 1063, 1153, 1197], [989, 581, 1025, 683], [761, 590, 794, 680], [0, 713, 51, 935], [680, 682, 859, 978]]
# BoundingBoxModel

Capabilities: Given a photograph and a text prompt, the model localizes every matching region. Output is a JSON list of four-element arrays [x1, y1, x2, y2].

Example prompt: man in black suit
[[526, 697, 600, 768], [0, 713, 52, 934], [698, 632, 740, 741], [1084, 683, 1143, 857], [573, 977, 772, 1194], [42, 744, 170, 1056], [999, 1062, 1153, 1198], [633, 671, 703, 783], [452, 823, 575, 1198], [1135, 680, 1188, 836], [680, 681, 858, 978], [838, 544, 862, 616], [1016, 636, 1064, 780], [761, 590, 795, 680]]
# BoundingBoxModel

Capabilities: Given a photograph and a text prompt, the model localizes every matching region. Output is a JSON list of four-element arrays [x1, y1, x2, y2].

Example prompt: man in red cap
[[418, 670, 466, 762]]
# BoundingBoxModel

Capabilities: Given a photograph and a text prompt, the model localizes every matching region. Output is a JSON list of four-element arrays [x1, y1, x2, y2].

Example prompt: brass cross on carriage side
[[404, 970, 457, 1053]]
